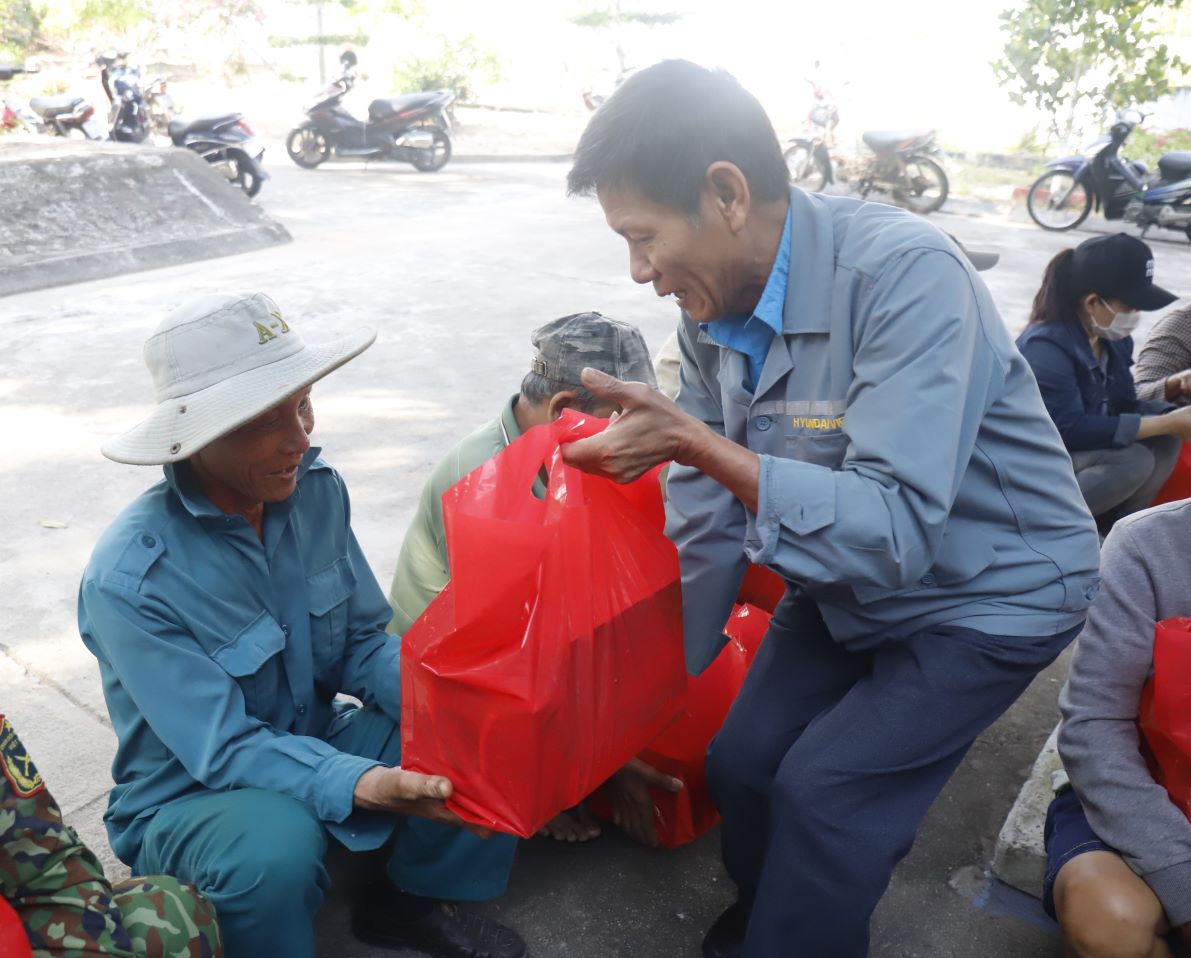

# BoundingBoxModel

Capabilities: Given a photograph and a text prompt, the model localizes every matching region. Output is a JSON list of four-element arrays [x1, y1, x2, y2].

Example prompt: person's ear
[[546, 390, 578, 422], [704, 162, 751, 233], [1080, 292, 1102, 317]]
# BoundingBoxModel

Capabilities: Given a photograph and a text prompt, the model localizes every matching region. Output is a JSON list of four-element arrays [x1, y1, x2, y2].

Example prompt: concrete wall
[[0, 139, 290, 297]]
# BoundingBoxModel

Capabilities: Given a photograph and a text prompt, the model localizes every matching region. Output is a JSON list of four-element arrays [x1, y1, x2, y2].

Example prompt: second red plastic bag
[[1151, 443, 1191, 507], [400, 410, 688, 838], [1139, 617, 1191, 821], [589, 599, 773, 848]]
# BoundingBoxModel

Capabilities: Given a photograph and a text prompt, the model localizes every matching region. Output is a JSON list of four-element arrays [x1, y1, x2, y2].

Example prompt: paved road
[[5, 158, 1191, 957]]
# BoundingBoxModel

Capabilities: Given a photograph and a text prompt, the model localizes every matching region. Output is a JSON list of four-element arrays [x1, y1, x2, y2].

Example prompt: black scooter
[[285, 52, 454, 172], [168, 112, 268, 198], [1027, 109, 1191, 241], [96, 51, 150, 143]]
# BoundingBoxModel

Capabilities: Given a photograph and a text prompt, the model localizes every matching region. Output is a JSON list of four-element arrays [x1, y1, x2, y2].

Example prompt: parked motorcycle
[[1027, 110, 1191, 241], [144, 74, 176, 138], [168, 111, 267, 197], [27, 83, 105, 139], [285, 52, 454, 171], [782, 79, 840, 193], [96, 50, 150, 143], [785, 124, 949, 215], [0, 64, 41, 133]]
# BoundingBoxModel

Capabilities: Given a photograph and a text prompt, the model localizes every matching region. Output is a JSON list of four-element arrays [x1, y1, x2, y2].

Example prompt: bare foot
[[538, 805, 601, 842], [604, 758, 683, 847]]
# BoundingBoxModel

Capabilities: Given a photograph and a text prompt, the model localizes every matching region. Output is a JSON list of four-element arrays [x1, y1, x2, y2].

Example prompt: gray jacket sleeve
[[1058, 520, 1191, 926], [665, 317, 750, 675]]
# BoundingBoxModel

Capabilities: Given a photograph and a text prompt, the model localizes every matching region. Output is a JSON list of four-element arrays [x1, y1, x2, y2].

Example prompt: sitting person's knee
[[1056, 858, 1166, 958], [110, 875, 223, 958]]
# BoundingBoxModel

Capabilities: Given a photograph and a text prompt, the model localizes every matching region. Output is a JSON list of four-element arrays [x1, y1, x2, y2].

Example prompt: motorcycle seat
[[1158, 151, 1191, 181], [30, 95, 83, 117], [862, 129, 932, 152], [368, 93, 443, 120], [167, 112, 242, 140]]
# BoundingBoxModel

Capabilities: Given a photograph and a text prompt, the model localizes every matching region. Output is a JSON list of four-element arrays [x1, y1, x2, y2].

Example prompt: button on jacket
[[78, 448, 400, 863], [668, 188, 1101, 673]]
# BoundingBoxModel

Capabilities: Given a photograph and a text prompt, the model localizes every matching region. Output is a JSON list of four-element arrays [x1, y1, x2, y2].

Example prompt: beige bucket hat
[[102, 291, 376, 465]]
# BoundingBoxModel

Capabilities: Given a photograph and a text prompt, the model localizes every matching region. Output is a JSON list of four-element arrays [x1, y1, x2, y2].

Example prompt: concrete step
[[0, 137, 291, 296], [992, 723, 1060, 898]]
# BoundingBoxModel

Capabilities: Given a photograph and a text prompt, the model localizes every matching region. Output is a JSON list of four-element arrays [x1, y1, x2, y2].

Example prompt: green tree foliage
[[0, 0, 47, 60], [75, 0, 153, 35], [570, 1, 682, 72], [992, 0, 1188, 147], [392, 32, 499, 101]]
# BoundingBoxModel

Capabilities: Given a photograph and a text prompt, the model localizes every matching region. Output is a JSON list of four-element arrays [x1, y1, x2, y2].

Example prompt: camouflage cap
[[530, 312, 657, 388]]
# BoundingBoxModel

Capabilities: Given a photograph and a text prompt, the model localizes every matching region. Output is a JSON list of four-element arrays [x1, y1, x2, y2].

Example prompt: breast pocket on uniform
[[211, 610, 287, 717], [307, 555, 357, 681], [776, 400, 850, 469]]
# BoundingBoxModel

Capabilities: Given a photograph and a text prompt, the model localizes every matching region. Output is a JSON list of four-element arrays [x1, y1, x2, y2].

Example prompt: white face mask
[[1092, 297, 1141, 341]]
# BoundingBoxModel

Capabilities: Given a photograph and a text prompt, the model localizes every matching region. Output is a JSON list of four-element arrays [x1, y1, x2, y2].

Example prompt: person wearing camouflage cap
[[0, 713, 222, 957], [387, 311, 682, 845]]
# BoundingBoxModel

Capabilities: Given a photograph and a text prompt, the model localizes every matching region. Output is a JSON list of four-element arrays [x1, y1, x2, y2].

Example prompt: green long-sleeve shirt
[[387, 396, 524, 635]]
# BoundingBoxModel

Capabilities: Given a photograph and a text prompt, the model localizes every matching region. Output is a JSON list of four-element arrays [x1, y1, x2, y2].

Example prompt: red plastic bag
[[1151, 442, 1191, 507], [400, 410, 688, 837], [589, 600, 772, 847], [1138, 617, 1191, 820], [0, 897, 32, 958], [738, 564, 786, 615]]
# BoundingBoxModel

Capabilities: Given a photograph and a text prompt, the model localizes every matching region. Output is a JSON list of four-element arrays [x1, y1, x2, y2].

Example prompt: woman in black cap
[[1017, 232, 1191, 528]]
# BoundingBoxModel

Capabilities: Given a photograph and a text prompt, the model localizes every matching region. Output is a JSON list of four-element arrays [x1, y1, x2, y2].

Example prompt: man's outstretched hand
[[353, 766, 491, 837], [560, 368, 707, 483], [562, 367, 761, 512]]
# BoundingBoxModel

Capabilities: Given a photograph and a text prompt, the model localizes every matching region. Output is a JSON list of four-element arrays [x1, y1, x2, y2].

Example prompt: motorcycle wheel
[[287, 126, 331, 169], [210, 150, 262, 198], [783, 143, 826, 192], [892, 155, 948, 214], [1027, 170, 1092, 231], [412, 129, 451, 172]]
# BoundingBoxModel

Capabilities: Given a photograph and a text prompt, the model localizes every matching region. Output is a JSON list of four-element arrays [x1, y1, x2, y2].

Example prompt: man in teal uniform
[[78, 292, 524, 958]]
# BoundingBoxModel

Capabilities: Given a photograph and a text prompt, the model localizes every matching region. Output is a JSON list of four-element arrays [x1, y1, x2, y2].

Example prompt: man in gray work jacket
[[561, 60, 1101, 958]]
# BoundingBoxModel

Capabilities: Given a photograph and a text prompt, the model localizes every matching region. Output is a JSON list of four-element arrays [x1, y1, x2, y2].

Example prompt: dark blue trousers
[[705, 591, 1080, 958]]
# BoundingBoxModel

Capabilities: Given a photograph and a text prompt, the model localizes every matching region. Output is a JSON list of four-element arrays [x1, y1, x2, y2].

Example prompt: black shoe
[[702, 900, 750, 958], [352, 885, 526, 958]]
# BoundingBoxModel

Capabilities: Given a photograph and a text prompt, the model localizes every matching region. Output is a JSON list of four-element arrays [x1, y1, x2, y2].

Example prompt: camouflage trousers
[[1, 714, 222, 957], [21, 873, 222, 958]]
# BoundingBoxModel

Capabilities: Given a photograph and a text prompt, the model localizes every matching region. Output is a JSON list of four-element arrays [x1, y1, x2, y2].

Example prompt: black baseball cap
[[944, 232, 999, 272], [1071, 233, 1178, 311]]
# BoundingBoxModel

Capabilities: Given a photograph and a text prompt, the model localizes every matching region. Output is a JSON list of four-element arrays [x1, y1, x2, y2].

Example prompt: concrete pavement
[[6, 159, 1191, 956]]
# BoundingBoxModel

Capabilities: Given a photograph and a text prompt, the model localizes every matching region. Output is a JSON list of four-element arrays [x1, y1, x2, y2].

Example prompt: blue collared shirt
[[703, 204, 793, 391], [78, 449, 400, 863]]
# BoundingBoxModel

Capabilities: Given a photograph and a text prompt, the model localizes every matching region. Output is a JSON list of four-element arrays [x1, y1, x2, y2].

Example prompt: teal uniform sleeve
[[80, 580, 379, 825]]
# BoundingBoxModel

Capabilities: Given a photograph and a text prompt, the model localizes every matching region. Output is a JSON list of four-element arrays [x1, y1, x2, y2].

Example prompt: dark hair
[[519, 371, 603, 413], [1027, 248, 1096, 327], [566, 59, 789, 216]]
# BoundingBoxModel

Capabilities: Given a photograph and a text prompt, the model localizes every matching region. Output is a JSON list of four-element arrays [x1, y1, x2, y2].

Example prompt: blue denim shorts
[[1042, 786, 1114, 918]]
